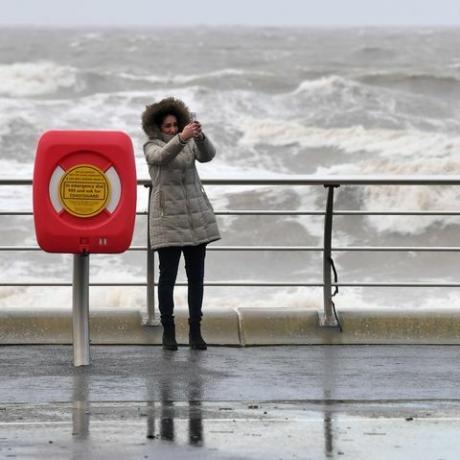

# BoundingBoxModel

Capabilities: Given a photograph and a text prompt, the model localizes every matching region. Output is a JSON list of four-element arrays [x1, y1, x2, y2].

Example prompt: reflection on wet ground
[[1, 345, 460, 458], [3, 400, 460, 459]]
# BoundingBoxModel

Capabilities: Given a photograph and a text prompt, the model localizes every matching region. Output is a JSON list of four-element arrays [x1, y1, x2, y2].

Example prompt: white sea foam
[[293, 75, 356, 94], [0, 159, 33, 181], [239, 120, 460, 159], [449, 59, 460, 70], [0, 283, 362, 310], [1, 282, 441, 310], [282, 74, 459, 132], [289, 75, 386, 109], [0, 62, 84, 97], [118, 68, 271, 85], [0, 285, 145, 310], [316, 158, 460, 235]]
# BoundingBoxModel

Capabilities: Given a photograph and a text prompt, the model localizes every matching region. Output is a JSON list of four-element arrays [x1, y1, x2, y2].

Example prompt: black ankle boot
[[162, 321, 178, 351], [189, 319, 207, 350]]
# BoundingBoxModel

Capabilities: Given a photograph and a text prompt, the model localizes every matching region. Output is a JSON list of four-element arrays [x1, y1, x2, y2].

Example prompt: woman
[[142, 97, 221, 351]]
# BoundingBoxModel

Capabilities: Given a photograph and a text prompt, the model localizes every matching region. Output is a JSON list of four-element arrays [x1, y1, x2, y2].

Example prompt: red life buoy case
[[33, 130, 137, 254]]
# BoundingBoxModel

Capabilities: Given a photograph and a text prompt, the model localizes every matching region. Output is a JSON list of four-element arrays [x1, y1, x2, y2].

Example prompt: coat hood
[[141, 97, 192, 139]]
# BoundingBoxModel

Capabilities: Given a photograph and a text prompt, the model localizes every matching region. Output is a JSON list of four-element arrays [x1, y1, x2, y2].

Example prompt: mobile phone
[[191, 112, 197, 122]]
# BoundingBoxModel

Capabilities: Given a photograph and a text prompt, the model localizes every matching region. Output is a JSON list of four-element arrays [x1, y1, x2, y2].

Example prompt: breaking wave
[[0, 61, 84, 97], [239, 121, 460, 159]]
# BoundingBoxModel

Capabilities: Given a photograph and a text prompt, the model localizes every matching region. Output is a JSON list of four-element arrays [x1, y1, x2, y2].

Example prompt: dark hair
[[141, 97, 191, 138]]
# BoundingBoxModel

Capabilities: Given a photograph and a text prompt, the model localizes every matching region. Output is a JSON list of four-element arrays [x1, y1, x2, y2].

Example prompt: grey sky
[[1, 0, 460, 26]]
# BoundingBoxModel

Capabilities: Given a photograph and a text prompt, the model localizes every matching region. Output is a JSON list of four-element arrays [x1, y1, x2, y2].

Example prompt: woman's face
[[160, 114, 179, 135]]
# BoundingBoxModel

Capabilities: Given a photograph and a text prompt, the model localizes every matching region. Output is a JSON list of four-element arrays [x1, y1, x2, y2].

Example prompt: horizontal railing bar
[[3, 245, 460, 252], [323, 247, 460, 252], [335, 211, 460, 216], [0, 245, 314, 252], [334, 283, 460, 287], [0, 179, 32, 185], [0, 282, 315, 287], [0, 212, 31, 216], [208, 246, 320, 251], [0, 282, 146, 287], [334, 246, 460, 252], [215, 210, 460, 216], [4, 176, 460, 187], [0, 211, 150, 216], [186, 282, 460, 287], [2, 210, 460, 217], [0, 247, 48, 251], [0, 246, 150, 251], [1, 282, 460, 288], [206, 246, 460, 252], [182, 176, 460, 186]]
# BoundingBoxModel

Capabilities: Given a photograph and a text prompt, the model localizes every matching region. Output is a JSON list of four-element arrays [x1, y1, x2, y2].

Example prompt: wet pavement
[[1, 345, 460, 459]]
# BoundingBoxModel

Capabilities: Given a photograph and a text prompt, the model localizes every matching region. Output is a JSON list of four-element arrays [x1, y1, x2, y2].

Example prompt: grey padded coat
[[142, 98, 221, 250]]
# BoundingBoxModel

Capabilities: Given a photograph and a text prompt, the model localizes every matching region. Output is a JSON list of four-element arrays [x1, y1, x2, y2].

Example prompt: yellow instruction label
[[59, 165, 111, 218]]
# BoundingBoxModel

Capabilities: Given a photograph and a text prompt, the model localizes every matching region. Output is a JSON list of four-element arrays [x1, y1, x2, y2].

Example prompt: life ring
[[49, 163, 121, 218]]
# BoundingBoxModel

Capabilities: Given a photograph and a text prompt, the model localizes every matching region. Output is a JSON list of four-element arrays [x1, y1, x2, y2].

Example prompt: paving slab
[[1, 346, 460, 459]]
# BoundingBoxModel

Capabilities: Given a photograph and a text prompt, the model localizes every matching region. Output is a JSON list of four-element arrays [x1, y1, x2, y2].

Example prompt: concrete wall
[[1, 307, 460, 345]]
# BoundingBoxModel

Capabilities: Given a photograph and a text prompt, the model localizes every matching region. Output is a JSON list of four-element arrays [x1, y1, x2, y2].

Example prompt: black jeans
[[157, 244, 207, 322]]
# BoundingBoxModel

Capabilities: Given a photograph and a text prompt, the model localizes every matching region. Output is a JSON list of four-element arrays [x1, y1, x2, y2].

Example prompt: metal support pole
[[145, 185, 158, 326], [73, 253, 90, 366], [319, 185, 340, 327]]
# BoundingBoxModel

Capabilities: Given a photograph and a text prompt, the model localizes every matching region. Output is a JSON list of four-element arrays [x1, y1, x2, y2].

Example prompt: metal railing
[[2, 176, 460, 329]]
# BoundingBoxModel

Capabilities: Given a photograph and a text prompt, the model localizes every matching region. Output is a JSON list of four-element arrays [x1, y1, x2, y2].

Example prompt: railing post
[[73, 253, 90, 366], [145, 185, 158, 326], [320, 185, 340, 327]]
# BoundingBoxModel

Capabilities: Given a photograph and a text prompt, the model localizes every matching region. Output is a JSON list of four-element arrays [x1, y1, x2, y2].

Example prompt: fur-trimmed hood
[[141, 97, 192, 139]]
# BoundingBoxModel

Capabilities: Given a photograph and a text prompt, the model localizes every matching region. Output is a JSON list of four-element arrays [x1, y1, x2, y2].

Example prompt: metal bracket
[[142, 314, 161, 327], [318, 311, 339, 327]]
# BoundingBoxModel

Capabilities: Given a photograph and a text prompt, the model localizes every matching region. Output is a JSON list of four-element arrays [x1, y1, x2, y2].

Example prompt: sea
[[1, 26, 460, 311]]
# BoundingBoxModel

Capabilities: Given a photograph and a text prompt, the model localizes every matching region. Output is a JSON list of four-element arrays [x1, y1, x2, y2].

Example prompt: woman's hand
[[181, 122, 202, 141], [193, 122, 204, 140]]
